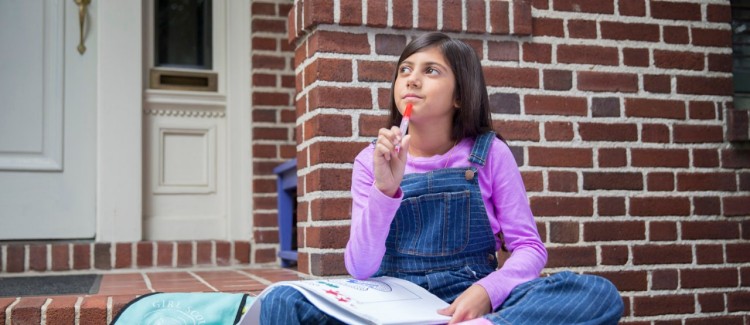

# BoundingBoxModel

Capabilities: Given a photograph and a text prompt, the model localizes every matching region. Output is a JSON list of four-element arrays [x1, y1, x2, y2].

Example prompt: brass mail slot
[[150, 69, 218, 92]]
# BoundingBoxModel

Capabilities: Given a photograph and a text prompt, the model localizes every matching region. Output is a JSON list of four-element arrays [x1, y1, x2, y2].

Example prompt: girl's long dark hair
[[388, 33, 503, 141]]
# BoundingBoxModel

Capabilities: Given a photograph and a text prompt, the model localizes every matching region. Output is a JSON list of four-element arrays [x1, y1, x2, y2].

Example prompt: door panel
[[0, 0, 97, 239]]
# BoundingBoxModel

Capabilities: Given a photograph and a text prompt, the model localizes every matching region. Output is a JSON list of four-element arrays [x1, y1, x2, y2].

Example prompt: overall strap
[[468, 132, 496, 166]]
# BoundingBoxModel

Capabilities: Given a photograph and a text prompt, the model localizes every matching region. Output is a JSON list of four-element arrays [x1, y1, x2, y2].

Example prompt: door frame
[[96, 0, 251, 241]]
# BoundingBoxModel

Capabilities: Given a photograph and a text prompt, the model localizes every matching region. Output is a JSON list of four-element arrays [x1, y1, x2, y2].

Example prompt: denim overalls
[[375, 131, 499, 303]]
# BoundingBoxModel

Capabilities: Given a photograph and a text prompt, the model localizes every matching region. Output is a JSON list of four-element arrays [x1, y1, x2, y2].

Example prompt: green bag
[[111, 292, 254, 325]]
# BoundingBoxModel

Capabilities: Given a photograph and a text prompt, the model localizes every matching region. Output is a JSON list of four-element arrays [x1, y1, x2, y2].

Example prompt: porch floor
[[0, 266, 306, 324]]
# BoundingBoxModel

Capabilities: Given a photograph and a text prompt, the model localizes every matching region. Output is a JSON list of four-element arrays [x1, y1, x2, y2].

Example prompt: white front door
[[0, 0, 97, 240]]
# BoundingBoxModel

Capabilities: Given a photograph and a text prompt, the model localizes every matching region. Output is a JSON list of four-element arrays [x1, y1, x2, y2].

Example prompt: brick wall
[[250, 1, 298, 264], [283, 0, 750, 323]]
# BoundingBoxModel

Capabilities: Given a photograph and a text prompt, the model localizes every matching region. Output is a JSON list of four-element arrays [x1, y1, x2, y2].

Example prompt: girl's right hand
[[373, 126, 410, 197]]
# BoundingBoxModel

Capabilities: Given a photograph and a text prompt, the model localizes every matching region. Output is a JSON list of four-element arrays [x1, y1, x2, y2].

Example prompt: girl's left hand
[[437, 285, 492, 324]]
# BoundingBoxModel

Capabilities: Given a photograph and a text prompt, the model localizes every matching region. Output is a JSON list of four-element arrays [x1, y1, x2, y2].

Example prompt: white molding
[[152, 124, 217, 194], [226, 0, 252, 240], [0, 0, 64, 171], [97, 1, 143, 241]]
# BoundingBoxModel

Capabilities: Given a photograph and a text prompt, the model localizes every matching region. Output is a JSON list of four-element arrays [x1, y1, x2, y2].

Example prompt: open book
[[239, 276, 450, 325]]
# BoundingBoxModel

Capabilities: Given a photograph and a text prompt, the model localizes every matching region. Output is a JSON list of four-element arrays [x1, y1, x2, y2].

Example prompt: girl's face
[[393, 46, 457, 124]]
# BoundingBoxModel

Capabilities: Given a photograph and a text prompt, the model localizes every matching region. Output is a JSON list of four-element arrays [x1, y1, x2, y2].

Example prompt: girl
[[261, 33, 623, 325]]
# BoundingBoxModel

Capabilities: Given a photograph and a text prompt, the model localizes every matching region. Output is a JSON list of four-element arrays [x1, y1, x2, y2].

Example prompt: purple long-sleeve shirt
[[344, 136, 547, 309]]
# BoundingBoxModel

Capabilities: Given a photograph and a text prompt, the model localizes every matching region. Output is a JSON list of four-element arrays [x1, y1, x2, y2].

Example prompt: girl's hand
[[373, 126, 410, 197], [437, 285, 492, 324]]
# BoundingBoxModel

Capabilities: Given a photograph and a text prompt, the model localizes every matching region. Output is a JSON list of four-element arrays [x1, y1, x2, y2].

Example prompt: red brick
[[583, 172, 643, 190], [677, 76, 733, 96], [651, 1, 701, 21], [601, 22, 659, 42], [528, 147, 592, 167], [235, 241, 251, 264], [623, 48, 649, 67], [553, 0, 613, 13], [707, 4, 732, 23], [724, 196, 750, 216], [513, 0, 532, 35], [489, 1, 510, 34], [698, 293, 726, 312], [642, 124, 670, 143], [216, 241, 231, 266], [728, 291, 750, 311], [47, 296, 78, 324], [310, 31, 370, 54], [176, 242, 192, 267], [709, 53, 733, 72], [548, 221, 579, 243], [197, 241, 212, 265], [488, 41, 518, 61], [568, 19, 596, 39], [306, 58, 352, 85], [254, 247, 276, 264], [73, 243, 91, 270], [157, 242, 173, 267], [522, 43, 552, 63], [686, 316, 744, 325], [465, 0, 486, 33], [306, 168, 352, 192], [310, 252, 346, 276], [689, 101, 717, 120], [548, 171, 578, 192], [442, 0, 462, 32], [303, 114, 352, 140], [532, 0, 548, 9], [682, 268, 738, 288], [6, 245, 23, 272], [544, 122, 573, 141], [591, 97, 620, 117], [654, 50, 704, 71], [601, 245, 628, 265], [692, 28, 732, 47], [251, 2, 276, 16], [309, 87, 372, 110], [524, 95, 587, 116], [649, 221, 677, 241], [253, 18, 287, 34], [633, 245, 692, 265], [727, 243, 750, 262], [29, 244, 47, 272], [695, 196, 721, 215], [646, 172, 673, 191], [484, 67, 539, 88], [682, 221, 740, 239], [677, 172, 736, 191], [644, 74, 670, 94], [584, 221, 645, 241], [490, 93, 521, 115], [310, 197, 352, 221], [625, 98, 685, 120], [578, 72, 637, 93], [367, 0, 387, 27], [722, 149, 750, 168], [588, 271, 647, 292], [358, 60, 395, 82], [652, 269, 678, 290], [696, 244, 724, 265], [530, 196, 593, 216], [339, 0, 362, 26], [579, 123, 637, 141], [310, 141, 367, 165], [80, 296, 107, 324], [546, 246, 597, 267], [51, 243, 70, 271], [495, 120, 540, 141], [663, 25, 689, 44], [417, 0, 438, 30], [12, 297, 46, 324], [630, 197, 690, 216], [137, 242, 153, 267], [742, 173, 750, 191], [358, 114, 389, 137], [392, 0, 412, 29], [558, 45, 618, 66], [597, 148, 626, 168], [522, 171, 543, 192], [306, 226, 350, 249], [252, 37, 277, 51], [619, 0, 645, 16], [533, 18, 564, 37], [598, 197, 626, 216], [115, 243, 132, 269], [632, 149, 689, 168]]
